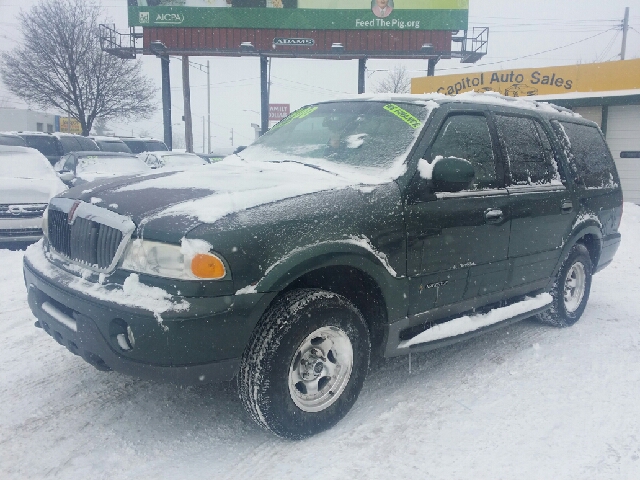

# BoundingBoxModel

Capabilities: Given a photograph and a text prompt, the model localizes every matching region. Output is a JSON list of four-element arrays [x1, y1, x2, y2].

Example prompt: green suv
[[23, 95, 622, 438]]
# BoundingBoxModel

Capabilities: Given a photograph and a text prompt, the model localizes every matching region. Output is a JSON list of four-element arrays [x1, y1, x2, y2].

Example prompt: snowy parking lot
[[1, 206, 640, 479]]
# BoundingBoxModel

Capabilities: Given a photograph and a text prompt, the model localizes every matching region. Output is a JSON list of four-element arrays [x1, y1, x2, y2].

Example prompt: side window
[[495, 115, 557, 186], [63, 155, 75, 172], [428, 114, 497, 190], [553, 121, 618, 189]]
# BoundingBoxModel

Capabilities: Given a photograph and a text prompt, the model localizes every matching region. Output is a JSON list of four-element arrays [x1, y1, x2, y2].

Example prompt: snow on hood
[[0, 176, 66, 204], [114, 152, 402, 225]]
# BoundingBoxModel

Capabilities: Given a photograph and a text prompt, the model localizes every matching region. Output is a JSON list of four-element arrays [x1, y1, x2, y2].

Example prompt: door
[[405, 111, 511, 317], [493, 114, 576, 289]]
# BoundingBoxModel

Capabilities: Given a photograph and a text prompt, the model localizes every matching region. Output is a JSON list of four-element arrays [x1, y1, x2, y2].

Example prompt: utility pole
[[621, 7, 630, 60], [202, 116, 205, 153], [207, 60, 211, 153], [230, 128, 234, 147], [182, 56, 194, 153]]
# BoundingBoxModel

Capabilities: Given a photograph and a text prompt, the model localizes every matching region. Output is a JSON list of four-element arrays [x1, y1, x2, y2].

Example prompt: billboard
[[269, 104, 290, 121], [128, 0, 469, 31], [55, 116, 82, 134], [411, 58, 640, 97]]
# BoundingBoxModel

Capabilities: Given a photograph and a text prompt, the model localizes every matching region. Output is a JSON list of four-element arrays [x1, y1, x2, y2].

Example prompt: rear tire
[[238, 288, 370, 439], [537, 243, 593, 328]]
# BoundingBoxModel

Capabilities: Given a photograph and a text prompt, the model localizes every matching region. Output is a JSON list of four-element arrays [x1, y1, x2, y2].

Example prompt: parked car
[[54, 151, 150, 186], [0, 133, 28, 147], [89, 136, 133, 154], [139, 151, 208, 170], [119, 137, 169, 154], [16, 132, 100, 165], [197, 148, 235, 164], [24, 94, 622, 439], [0, 146, 66, 243]]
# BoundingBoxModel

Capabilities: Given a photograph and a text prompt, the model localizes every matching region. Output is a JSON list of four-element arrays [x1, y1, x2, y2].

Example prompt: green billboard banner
[[128, 1, 469, 31]]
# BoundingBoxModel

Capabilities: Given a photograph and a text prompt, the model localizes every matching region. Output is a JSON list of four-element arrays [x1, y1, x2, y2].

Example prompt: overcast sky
[[1, 0, 639, 150]]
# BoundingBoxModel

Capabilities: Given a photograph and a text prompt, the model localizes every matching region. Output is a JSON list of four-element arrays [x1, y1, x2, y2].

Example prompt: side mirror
[[58, 171, 75, 183], [432, 157, 475, 193]]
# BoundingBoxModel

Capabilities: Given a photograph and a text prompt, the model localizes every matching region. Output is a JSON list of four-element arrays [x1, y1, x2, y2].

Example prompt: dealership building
[[412, 59, 640, 203]]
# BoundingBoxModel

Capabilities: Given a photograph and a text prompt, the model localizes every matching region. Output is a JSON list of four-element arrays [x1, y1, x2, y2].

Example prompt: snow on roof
[[90, 136, 126, 142]]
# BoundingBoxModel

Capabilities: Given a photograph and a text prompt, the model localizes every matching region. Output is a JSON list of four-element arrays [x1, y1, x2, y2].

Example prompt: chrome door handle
[[484, 208, 504, 223], [561, 201, 573, 213]]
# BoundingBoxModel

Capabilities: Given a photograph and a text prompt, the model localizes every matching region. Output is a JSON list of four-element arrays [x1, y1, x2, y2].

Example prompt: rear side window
[[428, 114, 497, 189], [144, 141, 168, 152], [76, 137, 99, 151], [98, 141, 131, 153], [23, 135, 60, 157], [0, 135, 27, 146], [552, 121, 618, 189], [495, 115, 556, 186], [122, 140, 145, 154]]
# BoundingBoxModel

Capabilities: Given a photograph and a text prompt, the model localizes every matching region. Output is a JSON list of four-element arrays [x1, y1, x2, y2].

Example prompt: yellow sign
[[412, 58, 640, 97], [59, 117, 82, 134]]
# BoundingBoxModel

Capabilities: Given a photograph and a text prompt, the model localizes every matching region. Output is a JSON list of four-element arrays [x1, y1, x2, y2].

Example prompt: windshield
[[0, 135, 27, 147], [160, 154, 208, 168], [0, 151, 55, 178], [76, 155, 149, 175], [246, 101, 429, 171]]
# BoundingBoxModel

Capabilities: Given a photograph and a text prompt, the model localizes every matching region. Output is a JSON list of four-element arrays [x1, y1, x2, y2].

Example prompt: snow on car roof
[[321, 91, 578, 117]]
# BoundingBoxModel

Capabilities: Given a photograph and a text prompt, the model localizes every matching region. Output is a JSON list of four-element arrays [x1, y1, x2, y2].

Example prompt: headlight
[[42, 206, 49, 240], [121, 239, 227, 280]]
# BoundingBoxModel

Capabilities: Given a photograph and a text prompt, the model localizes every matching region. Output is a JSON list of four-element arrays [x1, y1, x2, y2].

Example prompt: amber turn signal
[[191, 253, 226, 279]]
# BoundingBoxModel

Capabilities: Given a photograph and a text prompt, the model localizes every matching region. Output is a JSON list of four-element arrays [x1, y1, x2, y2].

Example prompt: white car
[[0, 146, 67, 243], [139, 151, 209, 171]]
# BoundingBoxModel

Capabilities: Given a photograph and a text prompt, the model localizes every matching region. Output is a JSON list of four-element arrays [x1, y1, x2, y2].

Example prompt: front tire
[[238, 289, 370, 439], [537, 243, 593, 328]]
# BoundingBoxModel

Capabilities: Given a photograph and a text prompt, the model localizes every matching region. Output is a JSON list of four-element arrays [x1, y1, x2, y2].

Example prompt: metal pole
[[207, 60, 211, 153], [161, 56, 172, 150], [260, 55, 269, 136], [427, 58, 438, 77], [621, 7, 629, 60], [202, 116, 205, 153], [358, 58, 366, 94], [182, 55, 194, 153]]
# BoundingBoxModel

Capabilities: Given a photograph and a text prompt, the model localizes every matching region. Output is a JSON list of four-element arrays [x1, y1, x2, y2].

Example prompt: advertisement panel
[[55, 116, 83, 135], [411, 58, 640, 97], [128, 0, 468, 31], [269, 104, 290, 121]]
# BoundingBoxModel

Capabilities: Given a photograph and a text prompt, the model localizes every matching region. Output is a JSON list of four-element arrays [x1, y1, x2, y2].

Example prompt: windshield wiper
[[268, 160, 339, 176]]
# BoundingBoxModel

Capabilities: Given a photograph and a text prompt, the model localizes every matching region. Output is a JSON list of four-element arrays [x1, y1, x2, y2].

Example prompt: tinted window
[[76, 137, 99, 151], [429, 114, 497, 189], [144, 141, 168, 152], [23, 135, 60, 157], [58, 136, 80, 154], [553, 121, 618, 189], [122, 140, 145, 154], [97, 141, 132, 153], [0, 135, 27, 146], [495, 115, 554, 185]]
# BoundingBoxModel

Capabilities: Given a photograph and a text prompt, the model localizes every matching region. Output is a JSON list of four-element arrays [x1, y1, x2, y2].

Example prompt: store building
[[0, 108, 57, 133], [412, 59, 640, 202]]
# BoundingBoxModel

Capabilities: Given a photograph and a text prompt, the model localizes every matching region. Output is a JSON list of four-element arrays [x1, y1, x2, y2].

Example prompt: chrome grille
[[47, 200, 133, 271], [0, 204, 47, 219]]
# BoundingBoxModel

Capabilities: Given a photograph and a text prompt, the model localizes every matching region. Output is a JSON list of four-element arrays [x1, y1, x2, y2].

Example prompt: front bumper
[[24, 247, 276, 385], [0, 217, 42, 243]]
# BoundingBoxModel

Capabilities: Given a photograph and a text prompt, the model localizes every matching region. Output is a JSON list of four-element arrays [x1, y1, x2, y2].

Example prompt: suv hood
[[0, 176, 66, 204], [59, 156, 390, 232]]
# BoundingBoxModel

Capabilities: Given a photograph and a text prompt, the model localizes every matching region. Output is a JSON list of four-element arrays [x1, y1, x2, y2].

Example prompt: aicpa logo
[[155, 13, 185, 25], [139, 12, 150, 24]]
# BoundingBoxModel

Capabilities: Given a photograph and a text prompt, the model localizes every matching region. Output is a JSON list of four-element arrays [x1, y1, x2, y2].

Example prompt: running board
[[385, 293, 552, 358]]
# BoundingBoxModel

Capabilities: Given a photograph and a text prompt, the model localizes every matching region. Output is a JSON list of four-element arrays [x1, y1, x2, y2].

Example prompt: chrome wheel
[[564, 261, 586, 314], [288, 326, 353, 413]]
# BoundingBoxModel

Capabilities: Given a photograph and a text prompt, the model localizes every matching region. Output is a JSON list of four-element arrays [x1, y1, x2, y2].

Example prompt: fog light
[[116, 325, 135, 351]]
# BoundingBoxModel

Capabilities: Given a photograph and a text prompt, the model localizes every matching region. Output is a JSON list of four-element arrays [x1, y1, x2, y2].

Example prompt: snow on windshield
[[160, 154, 208, 168], [247, 101, 430, 172], [77, 156, 149, 175], [0, 151, 55, 178]]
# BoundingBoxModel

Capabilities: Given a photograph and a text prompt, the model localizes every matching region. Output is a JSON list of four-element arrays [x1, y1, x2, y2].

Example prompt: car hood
[[59, 155, 393, 237], [0, 176, 66, 204]]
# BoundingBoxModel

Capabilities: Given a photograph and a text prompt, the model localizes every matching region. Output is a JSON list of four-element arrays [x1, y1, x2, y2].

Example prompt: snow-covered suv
[[23, 93, 622, 438]]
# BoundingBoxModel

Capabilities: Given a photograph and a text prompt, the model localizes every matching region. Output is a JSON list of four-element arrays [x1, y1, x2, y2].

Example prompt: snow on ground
[[1, 206, 640, 479]]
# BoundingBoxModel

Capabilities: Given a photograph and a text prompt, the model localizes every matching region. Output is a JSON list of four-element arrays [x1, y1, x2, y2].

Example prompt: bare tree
[[374, 65, 412, 94], [1, 0, 156, 135]]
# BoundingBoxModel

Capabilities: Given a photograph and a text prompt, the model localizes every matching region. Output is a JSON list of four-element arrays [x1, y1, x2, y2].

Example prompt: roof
[[89, 136, 127, 142], [530, 89, 640, 108], [69, 151, 136, 158]]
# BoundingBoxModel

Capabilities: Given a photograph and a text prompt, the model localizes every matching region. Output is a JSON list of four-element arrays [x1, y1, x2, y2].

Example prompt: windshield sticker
[[383, 104, 421, 129], [273, 106, 319, 129]]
